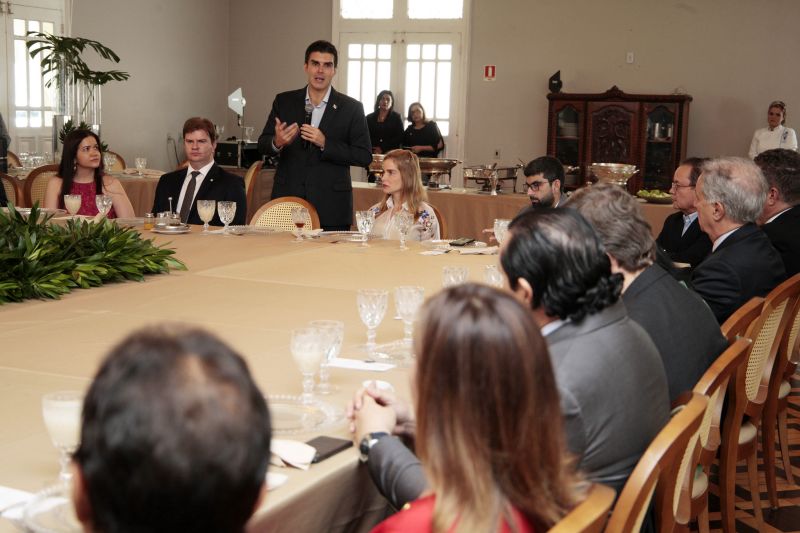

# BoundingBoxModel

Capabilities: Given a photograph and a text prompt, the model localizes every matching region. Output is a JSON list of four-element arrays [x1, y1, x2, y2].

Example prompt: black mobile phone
[[449, 237, 475, 247], [305, 436, 352, 463]]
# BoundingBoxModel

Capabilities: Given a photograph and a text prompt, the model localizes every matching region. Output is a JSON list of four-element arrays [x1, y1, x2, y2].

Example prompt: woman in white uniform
[[749, 100, 797, 158], [369, 149, 440, 241]]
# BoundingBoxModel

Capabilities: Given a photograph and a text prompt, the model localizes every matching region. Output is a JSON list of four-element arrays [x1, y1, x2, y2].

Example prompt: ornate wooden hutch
[[546, 86, 692, 192]]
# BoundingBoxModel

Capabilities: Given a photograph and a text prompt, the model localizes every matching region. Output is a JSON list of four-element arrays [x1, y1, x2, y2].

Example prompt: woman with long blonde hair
[[369, 148, 439, 241], [359, 284, 583, 532]]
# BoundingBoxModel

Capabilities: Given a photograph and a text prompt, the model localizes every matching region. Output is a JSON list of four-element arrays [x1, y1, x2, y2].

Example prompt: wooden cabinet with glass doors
[[546, 86, 692, 193]]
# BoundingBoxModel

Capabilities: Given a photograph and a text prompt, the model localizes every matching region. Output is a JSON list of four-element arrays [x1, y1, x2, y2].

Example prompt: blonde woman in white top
[[369, 149, 440, 241], [749, 100, 798, 158]]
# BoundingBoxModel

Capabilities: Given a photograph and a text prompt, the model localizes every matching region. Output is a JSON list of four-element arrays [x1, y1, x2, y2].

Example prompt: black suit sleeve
[[258, 97, 287, 157], [385, 112, 404, 152], [320, 100, 372, 168], [689, 259, 742, 324]]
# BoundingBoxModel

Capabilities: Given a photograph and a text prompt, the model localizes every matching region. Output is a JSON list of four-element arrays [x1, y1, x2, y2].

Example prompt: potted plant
[[25, 32, 130, 156]]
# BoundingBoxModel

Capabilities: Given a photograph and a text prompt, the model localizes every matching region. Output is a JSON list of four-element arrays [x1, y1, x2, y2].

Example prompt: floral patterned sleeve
[[413, 206, 440, 241]]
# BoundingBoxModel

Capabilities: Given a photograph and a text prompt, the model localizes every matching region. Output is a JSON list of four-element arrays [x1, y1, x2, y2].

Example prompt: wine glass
[[483, 264, 504, 288], [217, 201, 236, 233], [395, 209, 413, 250], [64, 194, 82, 216], [442, 266, 469, 288], [309, 320, 344, 395], [290, 327, 326, 405], [102, 153, 117, 173], [291, 206, 308, 242], [493, 218, 511, 245], [135, 157, 147, 176], [394, 286, 425, 349], [41, 391, 83, 483], [357, 289, 388, 357], [197, 199, 216, 233], [355, 210, 375, 247], [95, 194, 113, 217]]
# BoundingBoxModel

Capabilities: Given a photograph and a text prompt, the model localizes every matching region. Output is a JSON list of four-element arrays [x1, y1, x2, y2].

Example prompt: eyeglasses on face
[[670, 181, 694, 190], [525, 180, 550, 192]]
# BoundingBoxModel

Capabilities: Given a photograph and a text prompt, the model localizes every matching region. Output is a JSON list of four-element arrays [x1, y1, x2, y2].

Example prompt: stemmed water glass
[[309, 320, 344, 395], [290, 327, 326, 405], [95, 194, 113, 217], [442, 266, 469, 288], [291, 207, 308, 242], [217, 201, 236, 233], [102, 153, 117, 173], [197, 199, 216, 233], [64, 194, 82, 216], [135, 157, 147, 176], [357, 289, 388, 358], [41, 391, 83, 483], [355, 210, 375, 247], [394, 286, 425, 349], [395, 209, 413, 251], [493, 218, 511, 245]]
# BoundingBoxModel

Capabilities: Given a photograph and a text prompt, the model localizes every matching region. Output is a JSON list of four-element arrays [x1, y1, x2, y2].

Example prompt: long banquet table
[[0, 227, 497, 532], [353, 182, 676, 241]]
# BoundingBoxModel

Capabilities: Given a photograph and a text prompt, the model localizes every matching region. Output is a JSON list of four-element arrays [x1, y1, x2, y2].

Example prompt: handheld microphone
[[303, 102, 313, 148]]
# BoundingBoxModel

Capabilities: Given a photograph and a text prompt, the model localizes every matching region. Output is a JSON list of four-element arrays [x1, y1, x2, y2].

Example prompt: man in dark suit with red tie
[[656, 157, 712, 267], [258, 40, 372, 231], [755, 148, 800, 276], [152, 117, 246, 226]]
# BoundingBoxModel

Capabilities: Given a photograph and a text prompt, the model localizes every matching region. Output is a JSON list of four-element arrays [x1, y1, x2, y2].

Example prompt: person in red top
[[353, 284, 584, 533]]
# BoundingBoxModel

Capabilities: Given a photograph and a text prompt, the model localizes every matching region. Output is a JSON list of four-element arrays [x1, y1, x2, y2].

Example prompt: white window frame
[[332, 0, 471, 184]]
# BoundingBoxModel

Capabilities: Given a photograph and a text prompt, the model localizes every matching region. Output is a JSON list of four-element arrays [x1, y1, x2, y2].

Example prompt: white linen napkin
[[0, 485, 34, 521], [458, 246, 498, 255], [270, 439, 317, 470], [266, 472, 289, 491]]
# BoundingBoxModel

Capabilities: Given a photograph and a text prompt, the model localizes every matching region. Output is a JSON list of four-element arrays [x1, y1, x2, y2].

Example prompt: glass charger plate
[[152, 224, 190, 234], [226, 225, 279, 235], [267, 395, 344, 435], [113, 217, 144, 226], [3, 207, 67, 217], [421, 239, 487, 250], [22, 483, 82, 533], [316, 231, 367, 242]]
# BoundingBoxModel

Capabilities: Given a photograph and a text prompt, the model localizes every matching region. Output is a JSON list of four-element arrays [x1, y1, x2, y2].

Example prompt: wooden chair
[[243, 160, 263, 223], [250, 196, 320, 231], [176, 159, 189, 170], [23, 164, 59, 207], [680, 338, 752, 533], [719, 278, 796, 532], [7, 150, 21, 168], [429, 203, 446, 239], [720, 296, 764, 343], [104, 150, 126, 171], [605, 393, 707, 533], [547, 483, 615, 533], [762, 273, 800, 508], [1, 172, 23, 206]]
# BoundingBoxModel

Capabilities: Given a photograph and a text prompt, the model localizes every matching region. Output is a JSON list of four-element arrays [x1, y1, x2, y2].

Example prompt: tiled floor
[[704, 372, 800, 532]]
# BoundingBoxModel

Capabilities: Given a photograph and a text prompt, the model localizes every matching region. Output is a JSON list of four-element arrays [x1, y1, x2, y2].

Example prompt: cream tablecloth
[[0, 228, 496, 532]]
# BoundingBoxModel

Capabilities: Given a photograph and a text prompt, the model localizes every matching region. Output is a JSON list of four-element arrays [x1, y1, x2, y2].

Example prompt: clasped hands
[[274, 117, 325, 149], [346, 382, 415, 445]]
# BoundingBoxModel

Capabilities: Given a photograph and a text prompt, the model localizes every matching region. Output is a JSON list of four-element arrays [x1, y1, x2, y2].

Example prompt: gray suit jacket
[[623, 264, 728, 402], [366, 300, 670, 506], [547, 299, 670, 493]]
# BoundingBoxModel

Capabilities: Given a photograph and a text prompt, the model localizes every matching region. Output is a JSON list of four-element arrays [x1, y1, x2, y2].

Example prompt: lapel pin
[[333, 104, 337, 110]]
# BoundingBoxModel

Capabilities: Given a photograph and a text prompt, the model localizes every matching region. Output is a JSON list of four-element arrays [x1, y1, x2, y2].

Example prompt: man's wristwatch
[[359, 432, 389, 462]]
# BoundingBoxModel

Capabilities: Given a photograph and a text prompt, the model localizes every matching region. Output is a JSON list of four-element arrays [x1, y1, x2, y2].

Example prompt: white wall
[[465, 0, 800, 165], [71, 0, 230, 170]]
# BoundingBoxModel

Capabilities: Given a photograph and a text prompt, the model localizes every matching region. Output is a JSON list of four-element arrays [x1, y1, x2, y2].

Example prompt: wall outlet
[[494, 149, 501, 159], [626, 52, 635, 64]]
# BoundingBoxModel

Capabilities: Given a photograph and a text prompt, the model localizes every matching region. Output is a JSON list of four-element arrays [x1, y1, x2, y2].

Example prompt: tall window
[[1, 0, 63, 153], [334, 0, 469, 170]]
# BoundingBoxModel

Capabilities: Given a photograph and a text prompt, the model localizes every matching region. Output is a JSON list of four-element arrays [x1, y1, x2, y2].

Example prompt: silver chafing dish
[[418, 158, 460, 189], [589, 163, 638, 187], [369, 154, 385, 184], [463, 164, 522, 195]]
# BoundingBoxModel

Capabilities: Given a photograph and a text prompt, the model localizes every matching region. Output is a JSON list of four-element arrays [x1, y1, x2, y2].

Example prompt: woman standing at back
[[43, 129, 134, 218], [362, 284, 583, 532]]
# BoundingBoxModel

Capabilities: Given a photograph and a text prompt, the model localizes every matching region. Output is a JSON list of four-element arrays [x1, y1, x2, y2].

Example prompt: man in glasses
[[522, 156, 564, 208], [655, 157, 713, 267]]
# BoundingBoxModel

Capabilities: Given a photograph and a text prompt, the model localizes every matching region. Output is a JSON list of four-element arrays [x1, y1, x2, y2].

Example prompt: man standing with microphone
[[258, 40, 372, 230]]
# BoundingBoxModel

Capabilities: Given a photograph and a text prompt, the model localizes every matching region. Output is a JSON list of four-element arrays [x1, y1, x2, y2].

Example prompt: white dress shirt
[[176, 160, 214, 213]]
